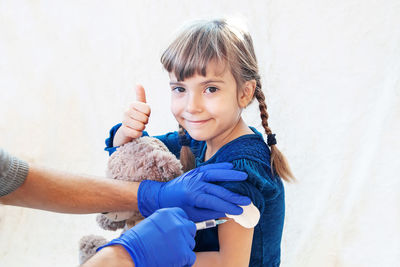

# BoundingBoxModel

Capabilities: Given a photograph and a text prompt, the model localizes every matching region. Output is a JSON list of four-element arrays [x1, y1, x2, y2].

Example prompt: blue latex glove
[[97, 207, 196, 267], [138, 162, 251, 222]]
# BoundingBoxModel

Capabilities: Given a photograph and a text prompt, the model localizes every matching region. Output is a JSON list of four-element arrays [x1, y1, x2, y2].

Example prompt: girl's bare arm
[[193, 217, 254, 267]]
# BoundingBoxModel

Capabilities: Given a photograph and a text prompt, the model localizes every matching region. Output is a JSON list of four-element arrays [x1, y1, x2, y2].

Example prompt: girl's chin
[[183, 130, 209, 142], [186, 134, 205, 142]]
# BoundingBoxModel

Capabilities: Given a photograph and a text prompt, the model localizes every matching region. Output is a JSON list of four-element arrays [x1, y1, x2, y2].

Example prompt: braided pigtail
[[254, 80, 295, 182], [178, 124, 196, 172]]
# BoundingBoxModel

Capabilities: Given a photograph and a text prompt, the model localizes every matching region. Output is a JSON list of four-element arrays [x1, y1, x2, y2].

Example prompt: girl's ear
[[238, 80, 256, 108]]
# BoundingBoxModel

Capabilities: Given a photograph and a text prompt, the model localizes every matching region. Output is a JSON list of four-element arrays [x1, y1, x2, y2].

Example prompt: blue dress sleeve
[[104, 123, 205, 159], [104, 123, 149, 156], [104, 123, 121, 155], [104, 126, 182, 158]]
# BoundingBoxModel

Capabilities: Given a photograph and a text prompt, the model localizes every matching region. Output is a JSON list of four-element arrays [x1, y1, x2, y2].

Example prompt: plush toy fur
[[79, 136, 183, 264]]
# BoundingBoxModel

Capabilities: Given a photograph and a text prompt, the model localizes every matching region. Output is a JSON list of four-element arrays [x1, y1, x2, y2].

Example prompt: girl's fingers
[[127, 109, 149, 124], [122, 126, 142, 139], [123, 119, 145, 131], [121, 85, 150, 140], [129, 101, 151, 116]]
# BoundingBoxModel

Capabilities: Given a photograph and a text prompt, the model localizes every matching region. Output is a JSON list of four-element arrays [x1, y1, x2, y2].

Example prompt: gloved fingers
[[170, 207, 190, 220], [200, 169, 248, 182], [182, 228, 196, 249], [172, 211, 196, 249], [161, 207, 196, 237], [203, 183, 251, 206], [185, 250, 196, 267], [179, 217, 197, 238], [197, 162, 233, 172], [193, 193, 244, 215], [189, 208, 226, 221]]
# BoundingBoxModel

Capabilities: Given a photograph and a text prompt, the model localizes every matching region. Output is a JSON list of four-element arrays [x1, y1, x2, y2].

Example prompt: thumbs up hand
[[113, 84, 151, 147]]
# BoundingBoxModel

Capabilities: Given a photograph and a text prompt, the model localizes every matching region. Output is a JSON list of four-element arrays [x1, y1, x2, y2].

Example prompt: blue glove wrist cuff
[[137, 180, 163, 217]]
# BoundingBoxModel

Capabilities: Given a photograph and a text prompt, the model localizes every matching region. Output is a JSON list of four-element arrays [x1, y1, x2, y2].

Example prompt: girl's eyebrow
[[200, 79, 225, 85], [169, 81, 184, 86], [169, 79, 225, 86]]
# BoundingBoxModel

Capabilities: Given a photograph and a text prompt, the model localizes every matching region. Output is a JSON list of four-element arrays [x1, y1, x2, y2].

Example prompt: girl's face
[[169, 61, 245, 146]]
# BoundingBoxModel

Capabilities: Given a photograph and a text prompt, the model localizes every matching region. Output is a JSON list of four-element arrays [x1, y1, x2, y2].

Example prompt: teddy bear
[[78, 136, 183, 264]]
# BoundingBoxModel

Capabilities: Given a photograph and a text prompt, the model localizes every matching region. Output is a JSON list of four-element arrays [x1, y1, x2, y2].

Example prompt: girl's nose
[[185, 93, 202, 114]]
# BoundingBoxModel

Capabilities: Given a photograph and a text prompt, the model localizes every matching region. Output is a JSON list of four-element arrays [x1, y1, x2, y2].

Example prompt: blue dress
[[105, 124, 285, 266]]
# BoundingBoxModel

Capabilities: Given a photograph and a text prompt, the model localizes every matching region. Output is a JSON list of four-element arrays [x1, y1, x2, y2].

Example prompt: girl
[[106, 19, 294, 267]]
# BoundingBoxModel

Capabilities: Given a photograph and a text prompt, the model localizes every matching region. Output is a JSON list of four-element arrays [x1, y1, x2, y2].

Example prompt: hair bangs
[[161, 21, 229, 81]]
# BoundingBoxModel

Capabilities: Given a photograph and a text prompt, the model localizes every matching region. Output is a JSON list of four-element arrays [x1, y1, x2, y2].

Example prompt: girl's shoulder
[[198, 127, 283, 213], [213, 155, 283, 215], [210, 128, 270, 163], [197, 126, 272, 170]]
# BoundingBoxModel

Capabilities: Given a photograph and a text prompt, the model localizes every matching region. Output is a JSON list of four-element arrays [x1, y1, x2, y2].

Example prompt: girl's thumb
[[135, 84, 147, 103]]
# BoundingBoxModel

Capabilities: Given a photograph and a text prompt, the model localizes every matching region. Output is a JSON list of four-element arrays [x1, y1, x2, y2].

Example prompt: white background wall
[[1, 1, 399, 266]]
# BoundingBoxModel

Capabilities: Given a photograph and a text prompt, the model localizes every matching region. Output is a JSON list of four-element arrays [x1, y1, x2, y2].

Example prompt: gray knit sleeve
[[0, 148, 29, 197]]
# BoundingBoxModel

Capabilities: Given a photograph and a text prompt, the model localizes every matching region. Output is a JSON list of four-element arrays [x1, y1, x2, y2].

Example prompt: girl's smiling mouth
[[185, 119, 211, 125]]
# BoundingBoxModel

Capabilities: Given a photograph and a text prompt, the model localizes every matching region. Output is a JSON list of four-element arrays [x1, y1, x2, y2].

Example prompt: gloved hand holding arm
[[83, 207, 196, 267], [138, 162, 251, 222], [83, 163, 250, 266]]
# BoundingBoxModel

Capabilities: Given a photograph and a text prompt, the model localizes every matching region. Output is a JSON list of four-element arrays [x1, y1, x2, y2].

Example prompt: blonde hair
[[161, 19, 294, 182]]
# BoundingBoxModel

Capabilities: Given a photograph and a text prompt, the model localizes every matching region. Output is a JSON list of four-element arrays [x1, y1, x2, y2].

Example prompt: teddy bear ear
[[96, 214, 126, 231]]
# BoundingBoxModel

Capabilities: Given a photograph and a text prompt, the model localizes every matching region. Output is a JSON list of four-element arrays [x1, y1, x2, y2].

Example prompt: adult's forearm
[[82, 245, 134, 267], [0, 164, 139, 214]]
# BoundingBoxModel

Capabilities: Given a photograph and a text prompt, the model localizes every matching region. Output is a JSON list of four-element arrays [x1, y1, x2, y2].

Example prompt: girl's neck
[[204, 118, 253, 161]]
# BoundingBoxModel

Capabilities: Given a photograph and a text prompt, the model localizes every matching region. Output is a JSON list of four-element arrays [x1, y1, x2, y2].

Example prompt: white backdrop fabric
[[1, 1, 399, 266]]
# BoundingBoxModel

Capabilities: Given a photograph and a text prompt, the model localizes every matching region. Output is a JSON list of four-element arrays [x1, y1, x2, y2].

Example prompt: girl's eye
[[172, 87, 186, 93], [205, 87, 218, 94]]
